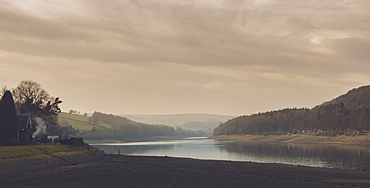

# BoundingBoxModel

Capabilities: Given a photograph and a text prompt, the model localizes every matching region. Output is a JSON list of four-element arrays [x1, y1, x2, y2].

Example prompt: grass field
[[58, 113, 112, 131], [0, 145, 93, 164]]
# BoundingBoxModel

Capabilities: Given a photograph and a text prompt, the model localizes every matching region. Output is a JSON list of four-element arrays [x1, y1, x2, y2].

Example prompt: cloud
[[0, 0, 369, 115], [2, 0, 369, 63]]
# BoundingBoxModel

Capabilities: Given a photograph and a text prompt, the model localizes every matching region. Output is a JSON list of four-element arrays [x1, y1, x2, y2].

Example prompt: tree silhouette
[[12, 80, 50, 113], [12, 81, 62, 137], [214, 85, 370, 136], [0, 91, 18, 140]]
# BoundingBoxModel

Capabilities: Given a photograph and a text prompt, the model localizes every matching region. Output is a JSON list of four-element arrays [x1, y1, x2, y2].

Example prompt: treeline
[[214, 85, 370, 136], [0, 81, 64, 143], [82, 112, 206, 141]]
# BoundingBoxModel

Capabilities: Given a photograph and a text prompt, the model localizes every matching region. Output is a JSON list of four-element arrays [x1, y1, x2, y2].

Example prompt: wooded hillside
[[214, 85, 370, 136], [123, 113, 233, 134], [79, 112, 206, 141]]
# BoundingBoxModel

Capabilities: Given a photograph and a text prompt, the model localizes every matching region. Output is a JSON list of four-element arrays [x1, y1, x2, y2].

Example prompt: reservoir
[[91, 137, 370, 170]]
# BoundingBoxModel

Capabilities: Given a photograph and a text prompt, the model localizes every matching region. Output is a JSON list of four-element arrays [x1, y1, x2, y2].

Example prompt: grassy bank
[[0, 145, 97, 163], [0, 144, 106, 179], [209, 134, 370, 146]]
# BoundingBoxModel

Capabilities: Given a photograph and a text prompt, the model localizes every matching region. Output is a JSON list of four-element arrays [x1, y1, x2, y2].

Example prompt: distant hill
[[122, 113, 234, 133], [214, 85, 370, 136], [321, 85, 370, 109], [58, 112, 207, 142], [58, 112, 112, 131]]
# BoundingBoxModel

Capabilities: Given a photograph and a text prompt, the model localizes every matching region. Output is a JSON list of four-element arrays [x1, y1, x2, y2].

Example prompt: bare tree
[[11, 81, 63, 136], [12, 80, 51, 113]]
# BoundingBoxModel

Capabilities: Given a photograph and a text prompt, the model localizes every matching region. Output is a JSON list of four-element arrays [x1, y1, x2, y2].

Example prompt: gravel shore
[[1, 153, 370, 187]]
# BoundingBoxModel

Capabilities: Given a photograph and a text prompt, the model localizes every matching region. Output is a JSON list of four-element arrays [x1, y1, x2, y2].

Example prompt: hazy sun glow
[[0, 0, 369, 116]]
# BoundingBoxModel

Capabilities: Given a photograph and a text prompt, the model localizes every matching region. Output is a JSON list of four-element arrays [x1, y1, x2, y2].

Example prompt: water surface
[[92, 137, 370, 170]]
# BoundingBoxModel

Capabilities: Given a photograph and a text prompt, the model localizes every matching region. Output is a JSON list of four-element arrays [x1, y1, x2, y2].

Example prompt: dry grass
[[0, 145, 92, 164]]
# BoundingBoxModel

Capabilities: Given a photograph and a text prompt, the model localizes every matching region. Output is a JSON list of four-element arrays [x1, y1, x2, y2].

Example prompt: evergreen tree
[[0, 91, 18, 140]]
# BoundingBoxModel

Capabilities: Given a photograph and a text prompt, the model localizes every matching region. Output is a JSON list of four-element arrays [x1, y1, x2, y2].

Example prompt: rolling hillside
[[58, 113, 112, 131], [58, 112, 207, 141], [214, 85, 370, 136]]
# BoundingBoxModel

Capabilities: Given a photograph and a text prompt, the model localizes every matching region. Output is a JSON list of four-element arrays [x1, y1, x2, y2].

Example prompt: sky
[[0, 0, 369, 116]]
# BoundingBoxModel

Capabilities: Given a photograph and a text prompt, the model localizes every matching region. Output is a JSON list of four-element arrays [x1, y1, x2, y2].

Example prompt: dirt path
[[1, 155, 370, 187]]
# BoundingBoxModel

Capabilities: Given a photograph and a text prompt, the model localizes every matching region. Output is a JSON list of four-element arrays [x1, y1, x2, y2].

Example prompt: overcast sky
[[1, 0, 369, 116]]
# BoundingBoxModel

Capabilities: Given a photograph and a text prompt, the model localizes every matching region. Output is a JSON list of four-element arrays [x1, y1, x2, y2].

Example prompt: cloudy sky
[[0, 0, 369, 116]]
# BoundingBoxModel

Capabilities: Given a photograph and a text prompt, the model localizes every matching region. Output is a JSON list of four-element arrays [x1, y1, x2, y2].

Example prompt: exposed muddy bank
[[209, 134, 370, 146], [1, 155, 370, 187]]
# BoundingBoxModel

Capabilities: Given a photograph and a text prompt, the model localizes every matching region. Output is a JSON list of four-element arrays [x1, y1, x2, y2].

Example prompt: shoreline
[[84, 135, 187, 144], [85, 134, 370, 146], [209, 134, 370, 146], [2, 154, 370, 187], [2, 143, 370, 187]]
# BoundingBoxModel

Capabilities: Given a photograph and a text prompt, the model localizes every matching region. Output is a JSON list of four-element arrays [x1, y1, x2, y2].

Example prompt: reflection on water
[[218, 142, 370, 170], [92, 137, 370, 170]]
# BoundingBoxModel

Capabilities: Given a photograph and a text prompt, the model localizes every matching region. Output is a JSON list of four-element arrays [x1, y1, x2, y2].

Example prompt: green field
[[0, 145, 93, 164], [58, 113, 112, 131]]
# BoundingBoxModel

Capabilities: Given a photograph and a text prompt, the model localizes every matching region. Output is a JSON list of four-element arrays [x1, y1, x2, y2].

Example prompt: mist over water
[[92, 137, 370, 170]]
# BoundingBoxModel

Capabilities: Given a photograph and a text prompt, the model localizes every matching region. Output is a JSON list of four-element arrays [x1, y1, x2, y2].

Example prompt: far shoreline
[[84, 134, 370, 147], [84, 135, 190, 144], [209, 134, 370, 146]]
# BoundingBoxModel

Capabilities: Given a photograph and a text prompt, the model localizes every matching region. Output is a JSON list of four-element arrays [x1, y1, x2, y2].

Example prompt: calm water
[[91, 137, 370, 170]]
